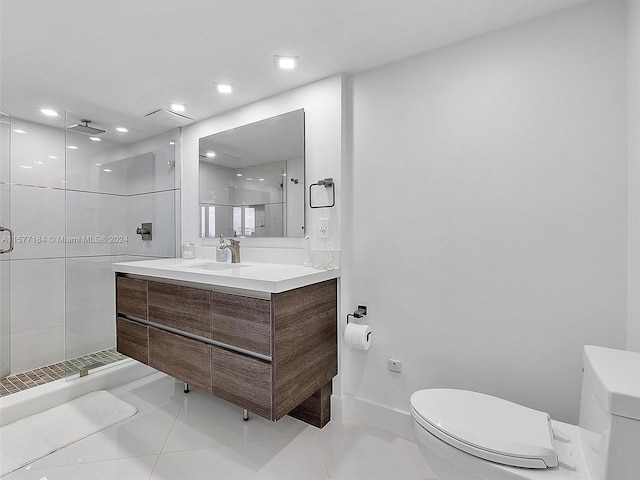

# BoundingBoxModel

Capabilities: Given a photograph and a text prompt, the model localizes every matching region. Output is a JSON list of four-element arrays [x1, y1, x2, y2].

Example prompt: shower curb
[[0, 360, 155, 426]]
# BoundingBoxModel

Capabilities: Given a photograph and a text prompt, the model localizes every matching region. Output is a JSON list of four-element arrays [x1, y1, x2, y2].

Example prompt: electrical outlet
[[319, 217, 330, 239], [388, 359, 403, 373]]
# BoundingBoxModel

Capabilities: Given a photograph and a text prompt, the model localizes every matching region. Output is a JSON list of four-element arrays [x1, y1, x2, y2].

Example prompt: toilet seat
[[410, 389, 558, 469]]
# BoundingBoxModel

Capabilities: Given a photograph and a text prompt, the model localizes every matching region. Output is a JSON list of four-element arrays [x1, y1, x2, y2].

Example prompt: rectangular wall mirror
[[199, 109, 305, 239]]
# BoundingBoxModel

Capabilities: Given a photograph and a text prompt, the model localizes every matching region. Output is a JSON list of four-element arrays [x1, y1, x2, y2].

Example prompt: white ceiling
[[1, 0, 586, 140]]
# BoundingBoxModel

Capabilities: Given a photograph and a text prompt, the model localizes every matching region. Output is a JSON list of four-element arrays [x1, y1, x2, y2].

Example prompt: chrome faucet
[[219, 236, 241, 263]]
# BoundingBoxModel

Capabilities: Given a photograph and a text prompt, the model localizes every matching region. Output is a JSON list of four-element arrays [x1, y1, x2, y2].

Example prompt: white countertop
[[112, 258, 340, 293]]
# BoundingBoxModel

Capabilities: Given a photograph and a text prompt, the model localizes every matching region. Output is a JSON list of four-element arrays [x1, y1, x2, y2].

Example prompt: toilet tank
[[578, 345, 640, 480]]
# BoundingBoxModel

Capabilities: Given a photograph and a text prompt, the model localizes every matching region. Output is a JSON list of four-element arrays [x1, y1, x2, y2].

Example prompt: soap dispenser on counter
[[181, 241, 195, 259]]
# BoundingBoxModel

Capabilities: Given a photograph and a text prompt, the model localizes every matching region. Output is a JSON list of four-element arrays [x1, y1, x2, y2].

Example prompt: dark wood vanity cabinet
[[149, 328, 213, 393], [148, 282, 213, 339], [115, 274, 337, 428]]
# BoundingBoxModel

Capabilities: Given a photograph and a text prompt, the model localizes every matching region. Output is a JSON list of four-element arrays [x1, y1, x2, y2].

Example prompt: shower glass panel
[[0, 115, 66, 384], [0, 112, 11, 378], [64, 112, 179, 378]]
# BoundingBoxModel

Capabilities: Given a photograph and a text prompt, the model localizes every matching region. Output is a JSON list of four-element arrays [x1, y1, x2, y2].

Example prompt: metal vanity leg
[[243, 409, 250, 421], [184, 382, 190, 393]]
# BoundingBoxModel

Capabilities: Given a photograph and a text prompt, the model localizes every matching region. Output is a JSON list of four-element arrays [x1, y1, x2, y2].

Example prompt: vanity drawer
[[212, 293, 271, 356], [116, 276, 148, 320], [212, 346, 272, 420], [149, 327, 212, 393], [148, 282, 212, 338], [116, 317, 149, 364]]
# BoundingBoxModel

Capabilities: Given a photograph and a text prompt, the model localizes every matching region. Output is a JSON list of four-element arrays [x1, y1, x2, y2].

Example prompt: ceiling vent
[[144, 109, 193, 127]]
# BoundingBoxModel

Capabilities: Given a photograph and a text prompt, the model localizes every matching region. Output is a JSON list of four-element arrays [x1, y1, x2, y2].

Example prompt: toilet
[[411, 345, 640, 479]]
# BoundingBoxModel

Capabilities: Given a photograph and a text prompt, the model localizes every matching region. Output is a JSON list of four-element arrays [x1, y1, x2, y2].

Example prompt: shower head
[[67, 119, 105, 135]]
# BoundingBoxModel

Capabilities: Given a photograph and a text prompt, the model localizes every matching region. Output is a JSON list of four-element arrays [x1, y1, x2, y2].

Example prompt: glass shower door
[[0, 111, 12, 378]]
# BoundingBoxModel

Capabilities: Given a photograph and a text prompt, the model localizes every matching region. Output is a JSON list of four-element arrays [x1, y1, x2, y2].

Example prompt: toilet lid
[[410, 389, 558, 469]]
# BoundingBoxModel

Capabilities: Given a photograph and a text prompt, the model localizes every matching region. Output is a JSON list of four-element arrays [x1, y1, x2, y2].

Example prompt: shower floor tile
[[0, 349, 127, 397]]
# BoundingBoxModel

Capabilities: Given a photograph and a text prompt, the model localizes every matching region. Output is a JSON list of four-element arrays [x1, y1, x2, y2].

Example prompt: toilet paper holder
[[345, 306, 372, 348], [347, 305, 367, 324]]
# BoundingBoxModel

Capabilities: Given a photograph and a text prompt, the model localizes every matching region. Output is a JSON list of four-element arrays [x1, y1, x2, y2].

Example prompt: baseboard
[[336, 395, 414, 441]]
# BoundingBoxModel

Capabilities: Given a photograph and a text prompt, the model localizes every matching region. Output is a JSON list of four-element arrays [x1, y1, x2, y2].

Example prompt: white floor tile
[[4, 454, 159, 480], [316, 423, 438, 480], [112, 375, 187, 416], [4, 372, 438, 480], [162, 389, 315, 453], [150, 435, 329, 479]]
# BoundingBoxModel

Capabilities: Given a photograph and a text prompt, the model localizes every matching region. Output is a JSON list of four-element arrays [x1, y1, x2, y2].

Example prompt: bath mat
[[0, 390, 137, 477]]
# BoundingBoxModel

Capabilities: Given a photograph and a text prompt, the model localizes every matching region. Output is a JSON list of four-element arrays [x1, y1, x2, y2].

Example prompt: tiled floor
[[0, 349, 128, 397], [4, 372, 438, 479]]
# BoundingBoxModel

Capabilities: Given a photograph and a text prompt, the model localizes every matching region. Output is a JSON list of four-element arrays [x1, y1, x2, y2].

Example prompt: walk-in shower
[[0, 111, 179, 395]]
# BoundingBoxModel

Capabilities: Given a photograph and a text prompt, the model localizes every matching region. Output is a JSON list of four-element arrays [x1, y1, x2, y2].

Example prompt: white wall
[[628, 0, 640, 352], [344, 1, 627, 424], [181, 75, 343, 255]]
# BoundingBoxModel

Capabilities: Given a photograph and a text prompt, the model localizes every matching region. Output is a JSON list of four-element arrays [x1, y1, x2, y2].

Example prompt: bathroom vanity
[[112, 259, 339, 428]]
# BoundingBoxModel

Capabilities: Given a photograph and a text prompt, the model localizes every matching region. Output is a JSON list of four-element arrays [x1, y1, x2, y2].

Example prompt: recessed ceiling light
[[67, 145, 78, 149], [89, 137, 102, 142], [19, 165, 32, 169], [103, 169, 112, 172], [206, 151, 216, 158], [48, 155, 58, 159], [216, 83, 233, 94], [169, 141, 175, 145], [12, 129, 26, 134], [236, 173, 242, 177], [95, 163, 102, 166], [259, 178, 264, 181], [39, 108, 60, 117], [247, 178, 253, 181], [170, 103, 186, 112], [275, 55, 298, 70], [116, 127, 128, 133]]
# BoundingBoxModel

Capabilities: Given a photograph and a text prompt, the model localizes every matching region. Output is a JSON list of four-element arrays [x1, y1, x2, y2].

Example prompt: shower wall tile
[[11, 119, 65, 189], [0, 258, 9, 377], [65, 132, 128, 195], [114, 128, 179, 195], [64, 130, 178, 196], [65, 191, 127, 256], [64, 164, 127, 196], [123, 152, 155, 194], [126, 191, 177, 258], [173, 189, 181, 256], [9, 184, 65, 260], [125, 152, 176, 195], [65, 256, 117, 326], [10, 325, 65, 374], [65, 255, 131, 359], [10, 258, 65, 336], [64, 314, 116, 360]]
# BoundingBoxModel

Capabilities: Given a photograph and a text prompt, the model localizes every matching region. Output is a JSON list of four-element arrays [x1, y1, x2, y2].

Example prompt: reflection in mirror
[[199, 109, 304, 239]]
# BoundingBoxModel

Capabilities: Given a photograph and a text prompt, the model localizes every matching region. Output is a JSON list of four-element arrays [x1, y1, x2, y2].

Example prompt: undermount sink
[[185, 262, 250, 271]]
